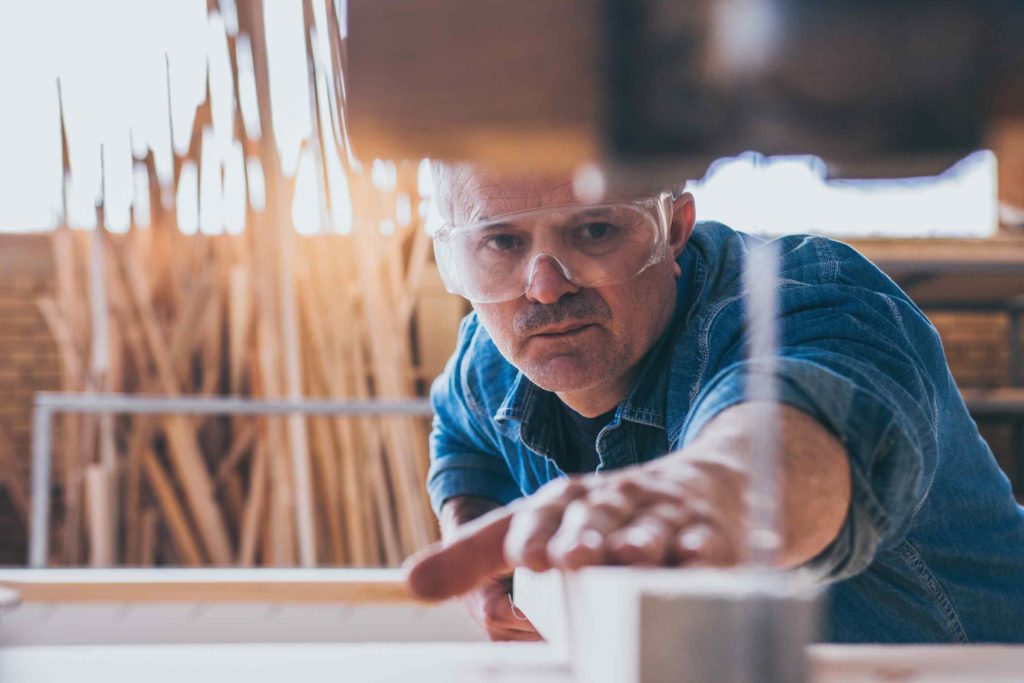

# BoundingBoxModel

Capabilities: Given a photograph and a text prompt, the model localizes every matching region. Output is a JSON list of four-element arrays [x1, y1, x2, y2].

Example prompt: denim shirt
[[427, 221, 1024, 643]]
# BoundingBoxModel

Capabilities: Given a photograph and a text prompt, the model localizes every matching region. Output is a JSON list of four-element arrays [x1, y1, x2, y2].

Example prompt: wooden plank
[[0, 569, 419, 604]]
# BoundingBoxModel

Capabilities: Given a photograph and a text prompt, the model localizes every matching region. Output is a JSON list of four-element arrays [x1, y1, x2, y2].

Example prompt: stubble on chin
[[515, 335, 614, 393]]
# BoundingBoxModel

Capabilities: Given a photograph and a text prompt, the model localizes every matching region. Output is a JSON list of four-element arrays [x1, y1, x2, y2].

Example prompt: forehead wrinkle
[[455, 179, 578, 224]]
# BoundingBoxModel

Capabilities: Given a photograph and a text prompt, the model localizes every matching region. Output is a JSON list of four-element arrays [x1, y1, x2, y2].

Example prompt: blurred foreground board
[[346, 0, 599, 172], [347, 0, 1024, 183]]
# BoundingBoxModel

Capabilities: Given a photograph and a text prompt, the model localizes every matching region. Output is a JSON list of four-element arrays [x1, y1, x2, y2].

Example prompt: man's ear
[[669, 192, 696, 260]]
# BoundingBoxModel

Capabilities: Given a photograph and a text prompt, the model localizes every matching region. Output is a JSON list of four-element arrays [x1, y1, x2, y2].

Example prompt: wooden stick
[[238, 441, 268, 567], [227, 265, 252, 395], [278, 219, 318, 567], [214, 420, 258, 484], [141, 448, 204, 567], [138, 507, 159, 566], [84, 464, 116, 567]]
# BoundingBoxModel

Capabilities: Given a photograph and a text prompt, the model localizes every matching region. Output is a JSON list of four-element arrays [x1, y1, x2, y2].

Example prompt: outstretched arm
[[406, 402, 851, 600]]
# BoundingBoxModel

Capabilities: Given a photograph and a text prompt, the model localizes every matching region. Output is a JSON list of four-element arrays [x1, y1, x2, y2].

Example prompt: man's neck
[[556, 367, 637, 418]]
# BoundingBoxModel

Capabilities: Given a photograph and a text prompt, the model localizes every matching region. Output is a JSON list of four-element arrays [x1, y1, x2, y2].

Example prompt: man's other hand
[[431, 495, 542, 640], [463, 573, 542, 641]]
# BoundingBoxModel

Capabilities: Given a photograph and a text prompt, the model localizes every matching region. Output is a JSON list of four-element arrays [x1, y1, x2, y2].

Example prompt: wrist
[[440, 495, 503, 539]]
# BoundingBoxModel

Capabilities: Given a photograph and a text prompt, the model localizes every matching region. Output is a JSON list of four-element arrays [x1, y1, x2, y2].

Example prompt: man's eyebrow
[[478, 221, 512, 231], [573, 207, 615, 220]]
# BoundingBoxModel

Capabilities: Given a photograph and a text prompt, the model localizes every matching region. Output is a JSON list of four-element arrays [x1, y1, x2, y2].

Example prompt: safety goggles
[[433, 192, 674, 303]]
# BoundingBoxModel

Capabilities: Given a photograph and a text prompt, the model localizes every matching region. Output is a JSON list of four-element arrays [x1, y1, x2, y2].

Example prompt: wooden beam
[[0, 569, 420, 604]]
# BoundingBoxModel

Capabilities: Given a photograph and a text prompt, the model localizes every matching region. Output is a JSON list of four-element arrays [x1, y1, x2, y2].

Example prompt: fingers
[[469, 578, 545, 642], [503, 478, 588, 570], [544, 476, 684, 569], [405, 503, 517, 601], [482, 593, 543, 640], [605, 503, 689, 566], [545, 496, 622, 569], [670, 522, 742, 567]]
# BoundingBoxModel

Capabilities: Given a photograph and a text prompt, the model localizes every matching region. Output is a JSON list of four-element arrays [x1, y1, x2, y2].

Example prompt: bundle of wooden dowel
[[36, 0, 465, 567]]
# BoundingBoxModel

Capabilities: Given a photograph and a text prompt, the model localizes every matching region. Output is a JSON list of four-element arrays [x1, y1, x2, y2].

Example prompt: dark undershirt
[[556, 401, 616, 473]]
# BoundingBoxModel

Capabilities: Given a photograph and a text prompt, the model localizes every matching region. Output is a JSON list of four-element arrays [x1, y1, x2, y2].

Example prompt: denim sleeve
[[680, 280, 941, 581], [427, 317, 523, 517]]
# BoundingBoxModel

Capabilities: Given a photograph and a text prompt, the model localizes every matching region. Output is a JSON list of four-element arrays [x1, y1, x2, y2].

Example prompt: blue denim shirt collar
[[492, 289, 689, 467]]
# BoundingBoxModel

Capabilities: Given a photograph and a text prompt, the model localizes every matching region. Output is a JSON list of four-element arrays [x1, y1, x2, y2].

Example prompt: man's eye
[[578, 222, 616, 240], [482, 234, 523, 252]]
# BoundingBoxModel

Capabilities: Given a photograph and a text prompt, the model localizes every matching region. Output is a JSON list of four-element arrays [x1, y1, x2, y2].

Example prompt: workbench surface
[[2, 643, 1022, 683]]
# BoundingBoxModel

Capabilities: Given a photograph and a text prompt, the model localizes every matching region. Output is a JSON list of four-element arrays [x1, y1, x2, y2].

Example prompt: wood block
[[515, 567, 820, 683], [512, 568, 570, 647]]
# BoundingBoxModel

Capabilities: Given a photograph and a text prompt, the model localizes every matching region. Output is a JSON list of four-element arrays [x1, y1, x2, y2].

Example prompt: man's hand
[[408, 404, 850, 602], [437, 496, 542, 641], [461, 573, 543, 641], [407, 458, 746, 601]]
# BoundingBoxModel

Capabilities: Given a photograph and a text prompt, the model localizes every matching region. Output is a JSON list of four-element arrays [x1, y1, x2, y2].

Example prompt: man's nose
[[524, 255, 580, 305]]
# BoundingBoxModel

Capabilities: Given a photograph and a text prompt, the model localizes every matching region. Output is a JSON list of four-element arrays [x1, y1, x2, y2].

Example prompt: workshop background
[[1, 0, 1023, 568]]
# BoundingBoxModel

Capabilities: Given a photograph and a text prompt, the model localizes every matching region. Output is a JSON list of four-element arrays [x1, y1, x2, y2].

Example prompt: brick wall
[[0, 234, 59, 564]]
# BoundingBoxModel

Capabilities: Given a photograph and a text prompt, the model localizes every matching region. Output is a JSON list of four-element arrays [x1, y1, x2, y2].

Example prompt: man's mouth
[[530, 322, 595, 339]]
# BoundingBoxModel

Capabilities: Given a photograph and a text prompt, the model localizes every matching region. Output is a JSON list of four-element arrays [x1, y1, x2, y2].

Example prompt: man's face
[[443, 168, 696, 406]]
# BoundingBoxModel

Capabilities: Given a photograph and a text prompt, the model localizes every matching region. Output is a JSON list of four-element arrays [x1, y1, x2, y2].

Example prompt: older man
[[406, 163, 1024, 643]]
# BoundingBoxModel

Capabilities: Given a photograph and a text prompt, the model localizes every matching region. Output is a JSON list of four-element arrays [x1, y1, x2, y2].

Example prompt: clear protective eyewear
[[433, 192, 674, 303]]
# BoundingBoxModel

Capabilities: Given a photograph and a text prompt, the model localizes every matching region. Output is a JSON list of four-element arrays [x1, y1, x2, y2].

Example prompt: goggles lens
[[435, 195, 670, 303]]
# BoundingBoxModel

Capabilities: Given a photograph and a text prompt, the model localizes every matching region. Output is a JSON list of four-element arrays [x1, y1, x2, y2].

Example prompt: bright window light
[[0, 0, 1001, 240], [176, 160, 199, 235], [686, 151, 998, 239]]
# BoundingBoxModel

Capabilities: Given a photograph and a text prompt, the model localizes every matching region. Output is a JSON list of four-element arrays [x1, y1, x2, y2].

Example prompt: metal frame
[[29, 392, 433, 568]]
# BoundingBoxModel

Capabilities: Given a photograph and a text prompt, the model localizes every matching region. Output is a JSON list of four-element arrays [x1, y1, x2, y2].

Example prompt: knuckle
[[531, 478, 584, 511], [611, 474, 643, 498], [585, 493, 632, 519], [648, 502, 687, 527], [543, 477, 574, 497]]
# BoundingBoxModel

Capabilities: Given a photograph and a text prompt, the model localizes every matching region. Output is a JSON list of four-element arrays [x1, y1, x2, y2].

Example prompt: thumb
[[404, 503, 518, 601]]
